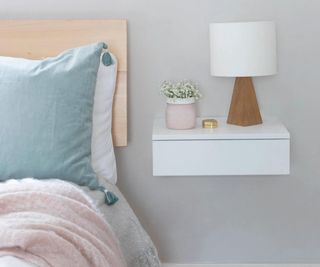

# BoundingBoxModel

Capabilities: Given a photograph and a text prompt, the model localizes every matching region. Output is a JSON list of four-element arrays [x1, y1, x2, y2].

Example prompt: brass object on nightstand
[[202, 119, 218, 129]]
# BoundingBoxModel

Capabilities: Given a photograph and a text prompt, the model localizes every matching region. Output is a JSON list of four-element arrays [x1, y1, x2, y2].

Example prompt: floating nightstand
[[152, 117, 290, 176]]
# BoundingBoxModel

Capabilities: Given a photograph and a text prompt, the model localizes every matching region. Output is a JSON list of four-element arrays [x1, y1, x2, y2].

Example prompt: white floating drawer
[[152, 117, 290, 176]]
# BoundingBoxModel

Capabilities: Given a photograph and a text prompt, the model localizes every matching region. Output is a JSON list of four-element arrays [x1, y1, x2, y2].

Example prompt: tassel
[[97, 186, 118, 206], [104, 190, 119, 206], [102, 52, 113, 66], [101, 42, 113, 66]]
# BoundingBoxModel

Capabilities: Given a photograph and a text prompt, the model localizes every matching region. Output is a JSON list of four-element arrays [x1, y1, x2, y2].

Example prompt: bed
[[0, 20, 161, 267]]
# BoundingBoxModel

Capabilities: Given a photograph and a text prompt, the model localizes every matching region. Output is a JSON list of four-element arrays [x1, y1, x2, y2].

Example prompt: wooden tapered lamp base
[[227, 77, 262, 126]]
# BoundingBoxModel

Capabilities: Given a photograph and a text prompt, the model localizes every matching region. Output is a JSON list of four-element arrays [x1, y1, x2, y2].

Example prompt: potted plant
[[160, 80, 202, 129]]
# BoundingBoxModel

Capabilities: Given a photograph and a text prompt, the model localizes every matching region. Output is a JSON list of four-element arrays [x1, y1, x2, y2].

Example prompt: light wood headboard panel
[[0, 20, 127, 146]]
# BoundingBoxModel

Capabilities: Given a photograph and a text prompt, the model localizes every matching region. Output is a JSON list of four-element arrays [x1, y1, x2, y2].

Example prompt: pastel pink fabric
[[0, 178, 126, 267]]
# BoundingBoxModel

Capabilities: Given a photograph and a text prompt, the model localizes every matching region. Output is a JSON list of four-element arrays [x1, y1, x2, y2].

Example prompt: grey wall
[[1, 0, 320, 263]]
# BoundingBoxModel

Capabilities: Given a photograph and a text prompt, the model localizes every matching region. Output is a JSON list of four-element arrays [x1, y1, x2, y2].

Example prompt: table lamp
[[210, 21, 277, 126]]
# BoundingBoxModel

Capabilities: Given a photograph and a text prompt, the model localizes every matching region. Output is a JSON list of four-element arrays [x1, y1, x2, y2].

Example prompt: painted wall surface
[[1, 0, 320, 263]]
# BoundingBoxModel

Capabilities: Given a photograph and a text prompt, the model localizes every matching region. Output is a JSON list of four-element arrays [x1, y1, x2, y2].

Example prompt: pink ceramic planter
[[165, 98, 196, 130]]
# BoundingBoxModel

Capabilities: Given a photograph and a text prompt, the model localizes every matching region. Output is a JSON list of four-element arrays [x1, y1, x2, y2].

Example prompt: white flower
[[160, 80, 202, 100]]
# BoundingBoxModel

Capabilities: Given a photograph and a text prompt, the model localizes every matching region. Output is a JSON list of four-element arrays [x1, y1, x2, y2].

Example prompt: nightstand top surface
[[152, 117, 290, 141]]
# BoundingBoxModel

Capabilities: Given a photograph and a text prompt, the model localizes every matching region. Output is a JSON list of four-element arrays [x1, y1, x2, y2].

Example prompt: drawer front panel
[[153, 139, 290, 176]]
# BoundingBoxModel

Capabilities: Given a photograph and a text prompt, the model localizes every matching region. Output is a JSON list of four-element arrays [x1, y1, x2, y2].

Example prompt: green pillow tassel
[[102, 52, 113, 66], [101, 42, 113, 66], [97, 186, 119, 205], [105, 191, 119, 205]]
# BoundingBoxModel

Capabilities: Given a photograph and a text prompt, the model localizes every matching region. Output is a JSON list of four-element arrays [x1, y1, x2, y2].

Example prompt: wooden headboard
[[0, 20, 127, 147]]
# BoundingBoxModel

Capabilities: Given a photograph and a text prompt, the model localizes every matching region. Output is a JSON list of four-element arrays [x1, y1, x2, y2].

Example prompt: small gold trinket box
[[202, 119, 218, 129]]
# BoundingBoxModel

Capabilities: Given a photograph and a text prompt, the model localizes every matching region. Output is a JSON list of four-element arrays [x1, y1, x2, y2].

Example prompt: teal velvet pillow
[[0, 42, 104, 189]]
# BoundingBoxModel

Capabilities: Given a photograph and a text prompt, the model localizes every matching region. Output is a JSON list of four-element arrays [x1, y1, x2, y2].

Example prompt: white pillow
[[91, 53, 118, 184]]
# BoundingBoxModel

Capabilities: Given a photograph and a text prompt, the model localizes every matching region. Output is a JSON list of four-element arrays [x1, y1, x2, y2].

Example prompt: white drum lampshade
[[209, 21, 277, 126]]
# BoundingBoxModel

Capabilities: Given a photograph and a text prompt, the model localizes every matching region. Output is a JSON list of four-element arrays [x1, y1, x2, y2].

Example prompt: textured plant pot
[[166, 98, 196, 129]]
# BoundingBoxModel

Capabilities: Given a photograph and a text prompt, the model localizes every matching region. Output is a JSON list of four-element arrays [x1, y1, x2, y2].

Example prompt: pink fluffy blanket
[[0, 178, 126, 267]]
